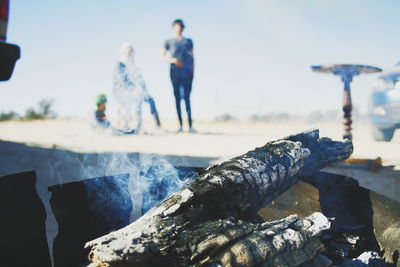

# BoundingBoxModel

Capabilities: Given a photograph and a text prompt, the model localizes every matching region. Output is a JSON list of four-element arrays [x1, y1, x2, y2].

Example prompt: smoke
[[44, 150, 197, 267], [47, 149, 196, 221], [76, 152, 194, 222], [137, 154, 193, 214]]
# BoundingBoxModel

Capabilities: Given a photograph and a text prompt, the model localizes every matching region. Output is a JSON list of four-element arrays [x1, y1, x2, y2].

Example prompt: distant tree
[[0, 111, 19, 121], [24, 108, 43, 120], [38, 99, 56, 118], [275, 112, 291, 121], [306, 111, 323, 123], [249, 113, 296, 122], [23, 99, 57, 120], [215, 113, 237, 122], [0, 99, 57, 122], [249, 114, 264, 121], [306, 109, 339, 123]]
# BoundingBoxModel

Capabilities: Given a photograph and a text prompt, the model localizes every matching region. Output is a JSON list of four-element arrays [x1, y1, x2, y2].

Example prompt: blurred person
[[114, 44, 161, 133], [94, 93, 135, 135], [95, 93, 111, 128], [161, 19, 196, 133]]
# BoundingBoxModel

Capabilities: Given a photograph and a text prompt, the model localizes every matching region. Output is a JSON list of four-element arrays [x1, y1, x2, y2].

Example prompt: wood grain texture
[[85, 130, 353, 267]]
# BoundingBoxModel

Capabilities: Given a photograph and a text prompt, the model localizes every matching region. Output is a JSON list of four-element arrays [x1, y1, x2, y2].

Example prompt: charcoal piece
[[0, 171, 51, 267], [306, 172, 381, 261], [49, 174, 132, 267]]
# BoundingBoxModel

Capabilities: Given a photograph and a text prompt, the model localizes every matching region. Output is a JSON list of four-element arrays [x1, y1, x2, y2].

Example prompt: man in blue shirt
[[161, 19, 196, 133]]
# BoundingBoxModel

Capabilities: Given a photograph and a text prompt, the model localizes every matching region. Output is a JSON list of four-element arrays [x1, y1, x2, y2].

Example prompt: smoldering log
[[85, 130, 353, 267], [187, 213, 331, 267]]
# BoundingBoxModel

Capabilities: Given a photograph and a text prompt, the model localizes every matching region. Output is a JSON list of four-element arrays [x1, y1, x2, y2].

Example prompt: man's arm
[[189, 39, 194, 70], [160, 48, 183, 67]]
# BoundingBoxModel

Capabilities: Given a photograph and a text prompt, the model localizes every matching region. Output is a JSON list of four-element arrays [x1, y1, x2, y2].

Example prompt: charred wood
[[85, 130, 353, 267]]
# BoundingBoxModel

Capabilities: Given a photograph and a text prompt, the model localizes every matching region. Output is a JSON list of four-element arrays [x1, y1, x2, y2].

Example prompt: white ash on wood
[[85, 130, 353, 267]]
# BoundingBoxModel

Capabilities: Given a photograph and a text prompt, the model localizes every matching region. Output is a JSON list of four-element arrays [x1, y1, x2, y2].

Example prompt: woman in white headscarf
[[113, 43, 161, 133]]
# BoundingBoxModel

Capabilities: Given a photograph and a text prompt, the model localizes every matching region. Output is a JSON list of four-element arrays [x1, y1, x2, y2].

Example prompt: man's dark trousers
[[171, 74, 193, 128]]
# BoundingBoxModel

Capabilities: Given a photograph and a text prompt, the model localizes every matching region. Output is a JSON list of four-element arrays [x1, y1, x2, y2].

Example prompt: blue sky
[[2, 0, 399, 120]]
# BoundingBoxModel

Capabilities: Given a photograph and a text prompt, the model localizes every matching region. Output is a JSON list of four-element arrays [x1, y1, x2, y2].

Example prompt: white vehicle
[[368, 62, 400, 142]]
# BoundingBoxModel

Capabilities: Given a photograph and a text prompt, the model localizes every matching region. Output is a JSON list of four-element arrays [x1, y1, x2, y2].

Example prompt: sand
[[0, 118, 398, 200], [0, 117, 399, 185], [0, 118, 399, 161]]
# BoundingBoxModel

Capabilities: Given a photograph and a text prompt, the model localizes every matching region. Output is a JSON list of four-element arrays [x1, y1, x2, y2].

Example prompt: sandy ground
[[0, 118, 399, 173], [0, 118, 399, 264], [0, 118, 399, 161], [0, 118, 399, 199]]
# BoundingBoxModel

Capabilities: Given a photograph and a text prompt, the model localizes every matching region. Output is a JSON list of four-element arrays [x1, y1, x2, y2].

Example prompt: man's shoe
[[189, 127, 197, 133], [177, 126, 183, 133]]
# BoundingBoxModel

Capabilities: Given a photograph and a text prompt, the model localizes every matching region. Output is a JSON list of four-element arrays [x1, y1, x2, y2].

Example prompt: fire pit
[[48, 166, 199, 267], [0, 131, 398, 267], [260, 172, 400, 266], [44, 170, 400, 267], [79, 130, 397, 267]]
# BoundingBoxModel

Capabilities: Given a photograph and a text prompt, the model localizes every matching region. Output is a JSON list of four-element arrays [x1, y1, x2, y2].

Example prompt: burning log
[[182, 213, 331, 267], [85, 130, 353, 267]]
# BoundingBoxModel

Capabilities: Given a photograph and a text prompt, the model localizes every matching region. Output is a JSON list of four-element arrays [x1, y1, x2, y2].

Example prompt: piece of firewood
[[189, 213, 331, 267], [85, 130, 352, 267]]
